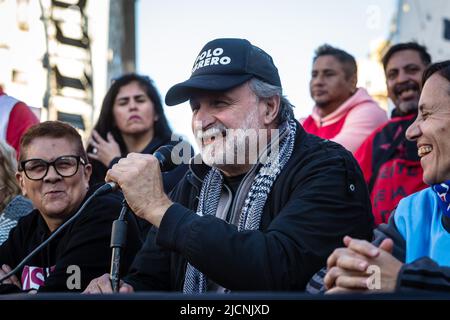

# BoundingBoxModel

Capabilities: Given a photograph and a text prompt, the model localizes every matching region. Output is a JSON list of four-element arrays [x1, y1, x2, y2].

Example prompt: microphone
[[0, 144, 178, 287], [95, 144, 177, 196]]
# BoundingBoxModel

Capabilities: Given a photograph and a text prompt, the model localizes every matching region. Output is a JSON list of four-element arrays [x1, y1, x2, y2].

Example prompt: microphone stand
[[109, 199, 130, 293]]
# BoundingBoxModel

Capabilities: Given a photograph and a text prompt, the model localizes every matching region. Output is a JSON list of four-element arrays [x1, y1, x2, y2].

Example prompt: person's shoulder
[[296, 126, 347, 157], [399, 187, 433, 205], [8, 208, 41, 239], [348, 95, 386, 117], [395, 187, 434, 220], [393, 187, 435, 237], [2, 195, 33, 220], [7, 195, 32, 208]]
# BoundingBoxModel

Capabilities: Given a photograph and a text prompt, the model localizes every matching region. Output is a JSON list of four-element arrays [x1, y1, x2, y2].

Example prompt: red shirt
[[355, 114, 427, 225], [302, 113, 347, 140], [1, 88, 39, 157]]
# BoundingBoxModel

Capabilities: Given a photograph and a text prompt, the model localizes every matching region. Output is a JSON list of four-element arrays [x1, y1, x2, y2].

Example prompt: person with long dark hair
[[87, 74, 190, 192]]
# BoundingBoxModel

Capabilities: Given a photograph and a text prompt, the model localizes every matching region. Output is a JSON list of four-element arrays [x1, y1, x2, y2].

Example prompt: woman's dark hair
[[421, 60, 450, 88], [91, 74, 172, 155]]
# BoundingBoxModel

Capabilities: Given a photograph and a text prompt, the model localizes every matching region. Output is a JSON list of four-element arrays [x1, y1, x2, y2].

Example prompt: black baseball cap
[[165, 38, 281, 106]]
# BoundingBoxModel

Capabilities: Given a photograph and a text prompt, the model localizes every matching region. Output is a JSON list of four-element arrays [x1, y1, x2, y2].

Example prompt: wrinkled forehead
[[21, 136, 79, 161], [189, 82, 253, 103]]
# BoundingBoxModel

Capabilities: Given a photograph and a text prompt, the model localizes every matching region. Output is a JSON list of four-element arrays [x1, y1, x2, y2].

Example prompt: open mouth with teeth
[[399, 89, 417, 100], [395, 82, 420, 101], [200, 130, 227, 146], [418, 145, 433, 157]]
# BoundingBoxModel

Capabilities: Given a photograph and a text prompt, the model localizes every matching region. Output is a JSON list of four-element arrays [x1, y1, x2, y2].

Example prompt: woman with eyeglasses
[[0, 140, 32, 245], [87, 74, 191, 193], [0, 121, 142, 293]]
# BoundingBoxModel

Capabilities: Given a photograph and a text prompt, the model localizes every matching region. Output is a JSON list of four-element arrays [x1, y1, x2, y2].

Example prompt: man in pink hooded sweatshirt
[[301, 44, 387, 154]]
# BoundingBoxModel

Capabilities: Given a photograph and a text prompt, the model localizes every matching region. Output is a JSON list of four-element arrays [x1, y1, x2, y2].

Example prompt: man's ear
[[15, 172, 27, 197], [262, 95, 281, 126]]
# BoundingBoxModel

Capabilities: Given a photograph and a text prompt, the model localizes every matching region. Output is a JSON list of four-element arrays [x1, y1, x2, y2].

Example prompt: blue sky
[[136, 0, 398, 144]]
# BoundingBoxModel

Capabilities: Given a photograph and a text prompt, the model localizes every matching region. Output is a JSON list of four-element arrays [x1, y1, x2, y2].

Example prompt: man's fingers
[[343, 235, 352, 247], [97, 274, 113, 293], [335, 275, 369, 289], [327, 247, 367, 270], [327, 248, 346, 269], [2, 265, 20, 288], [324, 266, 344, 290], [119, 282, 134, 293], [1, 264, 9, 274], [0, 267, 7, 284], [347, 238, 380, 258], [326, 286, 366, 295], [379, 238, 394, 253], [0, 264, 15, 285], [83, 274, 113, 294], [106, 155, 151, 184], [336, 254, 368, 272]]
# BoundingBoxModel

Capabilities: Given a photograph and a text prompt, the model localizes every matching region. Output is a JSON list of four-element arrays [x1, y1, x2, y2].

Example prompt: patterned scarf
[[432, 181, 450, 218], [183, 119, 297, 294]]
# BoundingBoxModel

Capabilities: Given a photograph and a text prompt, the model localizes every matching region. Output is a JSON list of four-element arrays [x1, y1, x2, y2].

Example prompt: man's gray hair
[[248, 78, 295, 123]]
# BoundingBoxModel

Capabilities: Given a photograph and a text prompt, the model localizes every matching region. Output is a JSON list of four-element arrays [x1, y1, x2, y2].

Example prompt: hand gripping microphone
[[107, 144, 177, 292], [97, 144, 178, 195], [0, 145, 177, 288]]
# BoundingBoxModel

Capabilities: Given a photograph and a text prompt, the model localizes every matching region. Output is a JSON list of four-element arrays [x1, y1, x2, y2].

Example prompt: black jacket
[[124, 122, 374, 291], [0, 185, 143, 293]]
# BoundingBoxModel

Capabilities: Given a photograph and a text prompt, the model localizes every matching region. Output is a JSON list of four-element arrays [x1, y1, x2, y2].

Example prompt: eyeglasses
[[19, 155, 86, 181]]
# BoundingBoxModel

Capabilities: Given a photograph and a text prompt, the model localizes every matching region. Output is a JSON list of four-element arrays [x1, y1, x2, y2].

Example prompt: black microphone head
[[154, 145, 177, 172]]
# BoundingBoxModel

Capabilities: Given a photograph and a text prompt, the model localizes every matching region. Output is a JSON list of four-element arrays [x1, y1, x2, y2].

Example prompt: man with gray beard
[[84, 38, 373, 294]]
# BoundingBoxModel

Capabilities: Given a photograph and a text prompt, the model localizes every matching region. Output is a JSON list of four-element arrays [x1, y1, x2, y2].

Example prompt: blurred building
[[0, 0, 136, 138], [361, 0, 450, 117], [391, 0, 450, 61]]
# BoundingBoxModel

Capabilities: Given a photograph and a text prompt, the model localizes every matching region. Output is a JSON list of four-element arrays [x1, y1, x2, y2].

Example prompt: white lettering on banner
[[192, 47, 231, 73]]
